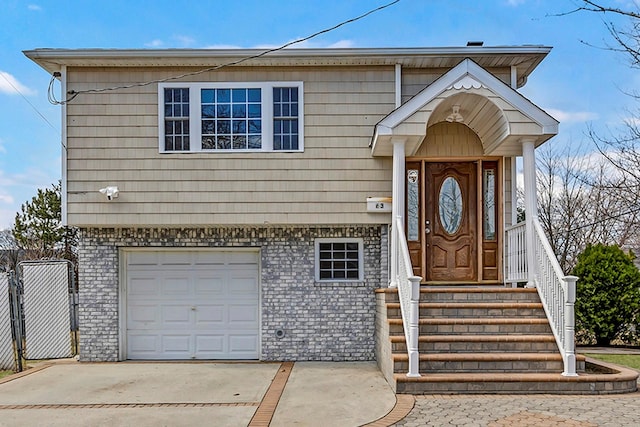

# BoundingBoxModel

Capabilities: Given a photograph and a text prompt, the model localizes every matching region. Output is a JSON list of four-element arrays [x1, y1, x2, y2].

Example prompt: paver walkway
[[393, 347, 640, 426], [394, 393, 640, 426]]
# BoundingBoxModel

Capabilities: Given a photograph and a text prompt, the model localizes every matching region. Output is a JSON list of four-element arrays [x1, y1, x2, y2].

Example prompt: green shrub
[[572, 244, 640, 346]]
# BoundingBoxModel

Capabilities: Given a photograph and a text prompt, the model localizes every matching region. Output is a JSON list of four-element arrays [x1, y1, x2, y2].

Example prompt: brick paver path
[[394, 394, 640, 426]]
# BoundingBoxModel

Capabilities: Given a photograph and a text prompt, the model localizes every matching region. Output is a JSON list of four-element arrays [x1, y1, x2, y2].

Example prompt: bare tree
[[568, 1, 640, 67], [558, 1, 640, 261], [537, 145, 588, 271], [535, 143, 638, 272]]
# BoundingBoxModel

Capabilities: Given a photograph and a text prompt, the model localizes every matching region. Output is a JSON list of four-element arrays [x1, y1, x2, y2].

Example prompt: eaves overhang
[[24, 46, 551, 88]]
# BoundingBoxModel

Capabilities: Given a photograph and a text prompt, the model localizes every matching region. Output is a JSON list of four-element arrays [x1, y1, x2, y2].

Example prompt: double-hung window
[[163, 88, 190, 151], [159, 82, 303, 153]]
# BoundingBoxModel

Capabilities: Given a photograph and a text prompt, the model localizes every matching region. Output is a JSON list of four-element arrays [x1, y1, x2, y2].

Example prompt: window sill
[[158, 149, 304, 154], [314, 281, 368, 287]]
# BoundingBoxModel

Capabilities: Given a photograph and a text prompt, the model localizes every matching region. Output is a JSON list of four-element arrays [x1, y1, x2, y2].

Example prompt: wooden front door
[[406, 161, 485, 282], [426, 162, 477, 281]]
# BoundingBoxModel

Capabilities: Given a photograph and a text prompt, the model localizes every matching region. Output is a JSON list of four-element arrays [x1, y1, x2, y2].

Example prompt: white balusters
[[392, 217, 422, 377], [505, 220, 578, 376]]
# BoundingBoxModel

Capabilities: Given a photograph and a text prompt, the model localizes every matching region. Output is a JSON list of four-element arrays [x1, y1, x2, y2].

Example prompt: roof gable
[[371, 58, 559, 157]]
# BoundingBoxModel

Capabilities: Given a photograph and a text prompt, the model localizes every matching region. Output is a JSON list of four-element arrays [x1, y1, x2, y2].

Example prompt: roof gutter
[[23, 46, 552, 60]]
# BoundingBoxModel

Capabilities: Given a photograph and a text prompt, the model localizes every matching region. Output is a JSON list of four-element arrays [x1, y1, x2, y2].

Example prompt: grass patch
[[0, 370, 14, 379], [584, 353, 640, 371]]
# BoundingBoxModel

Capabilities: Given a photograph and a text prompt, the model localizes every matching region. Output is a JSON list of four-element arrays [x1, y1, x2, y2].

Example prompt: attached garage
[[123, 250, 260, 360]]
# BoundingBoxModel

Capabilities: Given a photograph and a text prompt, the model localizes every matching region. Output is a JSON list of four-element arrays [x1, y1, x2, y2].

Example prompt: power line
[[1, 71, 60, 135], [49, 0, 401, 105]]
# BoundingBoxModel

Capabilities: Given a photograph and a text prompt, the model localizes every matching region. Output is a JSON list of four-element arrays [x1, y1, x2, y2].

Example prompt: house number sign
[[366, 197, 392, 212]]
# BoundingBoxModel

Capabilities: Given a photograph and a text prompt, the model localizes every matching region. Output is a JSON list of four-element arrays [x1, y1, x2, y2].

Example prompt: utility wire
[[1, 71, 60, 134], [49, 0, 401, 105]]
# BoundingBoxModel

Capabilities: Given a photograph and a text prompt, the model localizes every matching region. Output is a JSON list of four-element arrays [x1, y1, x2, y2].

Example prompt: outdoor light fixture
[[99, 186, 119, 201], [446, 104, 464, 123]]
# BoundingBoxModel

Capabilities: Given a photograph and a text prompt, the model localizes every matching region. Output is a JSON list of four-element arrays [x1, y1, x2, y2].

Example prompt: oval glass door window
[[439, 176, 463, 234]]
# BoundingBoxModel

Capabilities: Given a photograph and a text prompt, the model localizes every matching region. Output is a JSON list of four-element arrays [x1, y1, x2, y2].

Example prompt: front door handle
[[425, 220, 431, 234]]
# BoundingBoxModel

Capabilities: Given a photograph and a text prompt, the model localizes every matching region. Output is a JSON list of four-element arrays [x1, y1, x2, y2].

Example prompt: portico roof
[[370, 58, 559, 157]]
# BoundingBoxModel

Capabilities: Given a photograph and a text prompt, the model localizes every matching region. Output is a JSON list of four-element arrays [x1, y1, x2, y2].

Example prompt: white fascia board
[[468, 62, 559, 132], [542, 123, 559, 134], [22, 46, 552, 60], [370, 124, 392, 154], [376, 124, 393, 135]]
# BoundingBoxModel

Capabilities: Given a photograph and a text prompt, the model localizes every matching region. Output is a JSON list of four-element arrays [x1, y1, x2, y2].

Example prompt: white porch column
[[389, 138, 406, 288], [522, 138, 538, 288]]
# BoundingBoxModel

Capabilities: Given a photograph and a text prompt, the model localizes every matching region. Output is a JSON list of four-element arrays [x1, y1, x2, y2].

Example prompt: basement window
[[315, 238, 364, 282]]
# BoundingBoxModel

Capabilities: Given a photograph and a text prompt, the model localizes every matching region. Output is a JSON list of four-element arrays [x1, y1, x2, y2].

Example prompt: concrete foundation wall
[[375, 290, 396, 391]]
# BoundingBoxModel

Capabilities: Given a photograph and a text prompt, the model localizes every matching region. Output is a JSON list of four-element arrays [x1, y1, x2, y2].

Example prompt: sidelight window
[[483, 163, 497, 241]]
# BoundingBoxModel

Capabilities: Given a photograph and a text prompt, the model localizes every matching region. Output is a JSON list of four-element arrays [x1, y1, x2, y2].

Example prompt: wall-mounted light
[[99, 186, 119, 201], [446, 104, 464, 123]]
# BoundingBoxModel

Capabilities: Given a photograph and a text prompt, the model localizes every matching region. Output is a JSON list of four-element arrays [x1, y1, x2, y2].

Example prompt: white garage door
[[125, 250, 260, 360]]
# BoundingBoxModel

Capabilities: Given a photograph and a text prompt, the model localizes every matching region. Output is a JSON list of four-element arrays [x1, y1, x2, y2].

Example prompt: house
[[25, 45, 638, 393], [21, 44, 559, 360]]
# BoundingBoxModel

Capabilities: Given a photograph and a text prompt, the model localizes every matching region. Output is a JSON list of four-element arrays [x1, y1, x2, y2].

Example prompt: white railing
[[532, 219, 578, 376], [506, 219, 578, 376], [392, 217, 422, 378], [505, 222, 527, 285]]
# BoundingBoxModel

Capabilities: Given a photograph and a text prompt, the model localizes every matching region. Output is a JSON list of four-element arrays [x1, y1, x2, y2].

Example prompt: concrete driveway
[[0, 361, 398, 427]]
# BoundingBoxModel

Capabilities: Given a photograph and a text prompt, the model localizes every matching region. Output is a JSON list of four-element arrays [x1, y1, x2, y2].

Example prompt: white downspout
[[522, 139, 538, 288], [389, 63, 403, 287], [60, 66, 68, 226], [395, 64, 402, 108], [511, 65, 518, 89]]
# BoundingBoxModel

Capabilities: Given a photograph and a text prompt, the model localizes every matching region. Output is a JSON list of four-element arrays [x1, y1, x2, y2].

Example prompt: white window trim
[[158, 81, 304, 153], [314, 238, 364, 283]]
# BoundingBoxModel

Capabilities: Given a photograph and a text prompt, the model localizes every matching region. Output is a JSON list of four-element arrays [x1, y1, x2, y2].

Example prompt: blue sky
[[0, 0, 637, 229]]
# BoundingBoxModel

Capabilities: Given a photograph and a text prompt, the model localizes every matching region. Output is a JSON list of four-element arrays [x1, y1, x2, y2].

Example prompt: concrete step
[[394, 370, 639, 394], [385, 302, 547, 319], [388, 318, 553, 335], [392, 352, 580, 373], [389, 334, 559, 353]]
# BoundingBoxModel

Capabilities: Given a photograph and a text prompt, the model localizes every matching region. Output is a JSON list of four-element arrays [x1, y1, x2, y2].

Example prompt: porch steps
[[392, 352, 568, 373], [393, 371, 640, 394], [375, 286, 638, 394], [390, 334, 559, 353]]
